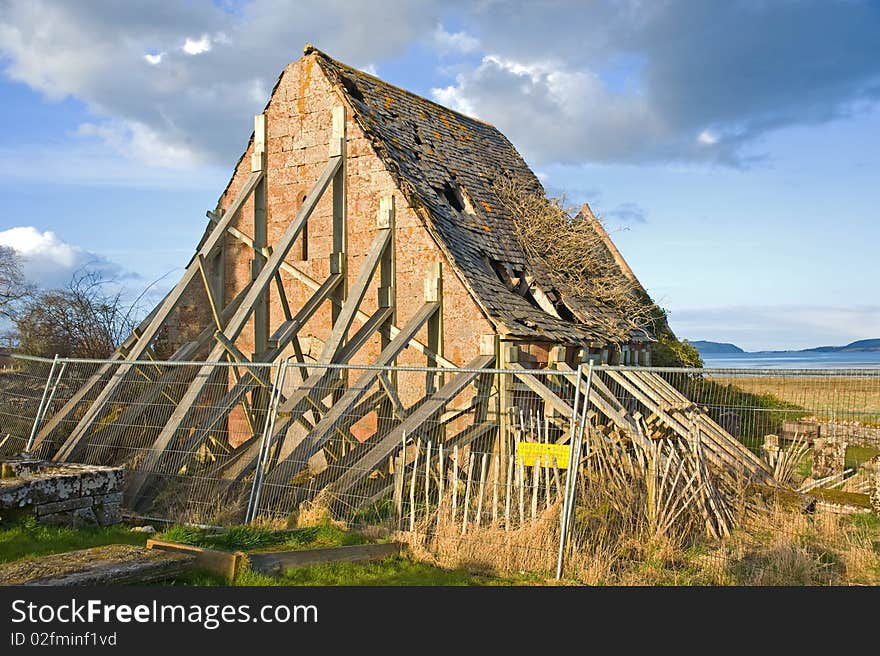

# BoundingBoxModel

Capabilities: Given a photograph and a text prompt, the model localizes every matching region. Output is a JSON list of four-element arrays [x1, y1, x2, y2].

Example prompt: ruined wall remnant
[[811, 438, 847, 479], [0, 458, 124, 527]]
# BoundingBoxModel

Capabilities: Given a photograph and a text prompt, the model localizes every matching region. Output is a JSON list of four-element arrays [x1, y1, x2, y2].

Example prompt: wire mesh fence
[[1, 353, 878, 584]]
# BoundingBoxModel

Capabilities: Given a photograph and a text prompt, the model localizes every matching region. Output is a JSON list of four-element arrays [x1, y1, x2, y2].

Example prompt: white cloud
[[698, 130, 717, 145], [182, 34, 212, 55], [143, 52, 164, 65], [0, 0, 439, 172], [76, 121, 203, 169], [432, 54, 663, 165], [0, 227, 129, 288], [432, 24, 479, 55]]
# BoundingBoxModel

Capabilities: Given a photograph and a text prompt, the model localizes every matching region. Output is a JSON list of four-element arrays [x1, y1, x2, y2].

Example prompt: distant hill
[[691, 341, 745, 354], [691, 338, 880, 355], [802, 338, 880, 353]]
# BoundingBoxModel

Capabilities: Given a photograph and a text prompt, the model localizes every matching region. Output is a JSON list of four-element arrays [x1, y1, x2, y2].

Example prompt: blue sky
[[0, 1, 878, 351]]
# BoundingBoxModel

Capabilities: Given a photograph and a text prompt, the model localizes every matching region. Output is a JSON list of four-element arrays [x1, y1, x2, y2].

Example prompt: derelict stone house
[[165, 45, 655, 373], [31, 46, 672, 513]]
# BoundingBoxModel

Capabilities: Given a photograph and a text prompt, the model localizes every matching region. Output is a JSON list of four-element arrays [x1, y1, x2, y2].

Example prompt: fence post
[[246, 358, 290, 524], [556, 360, 593, 580], [26, 355, 63, 453]]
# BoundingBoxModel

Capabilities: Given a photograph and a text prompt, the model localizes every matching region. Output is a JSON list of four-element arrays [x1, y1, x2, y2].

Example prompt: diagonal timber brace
[[326, 354, 495, 502], [122, 155, 342, 505], [248, 302, 440, 495], [43, 171, 265, 456], [57, 284, 255, 463]]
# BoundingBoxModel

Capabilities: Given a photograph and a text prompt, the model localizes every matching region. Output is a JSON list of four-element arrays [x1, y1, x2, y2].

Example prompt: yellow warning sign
[[516, 442, 571, 469]]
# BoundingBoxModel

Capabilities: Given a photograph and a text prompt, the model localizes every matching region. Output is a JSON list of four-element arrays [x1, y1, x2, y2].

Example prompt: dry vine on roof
[[492, 176, 654, 344]]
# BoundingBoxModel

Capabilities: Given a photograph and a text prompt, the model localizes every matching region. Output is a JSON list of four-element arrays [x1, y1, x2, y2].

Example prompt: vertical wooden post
[[531, 463, 540, 520], [492, 452, 499, 524], [330, 105, 347, 387], [505, 454, 514, 531], [393, 446, 404, 527], [409, 438, 420, 532], [497, 338, 516, 507], [424, 440, 432, 511], [461, 456, 474, 536], [377, 195, 397, 399], [476, 452, 488, 528], [251, 113, 269, 360], [424, 261, 443, 394], [518, 458, 526, 525], [451, 445, 459, 523]]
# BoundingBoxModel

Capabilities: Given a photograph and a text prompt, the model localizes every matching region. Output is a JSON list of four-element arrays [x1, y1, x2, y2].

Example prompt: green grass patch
[[155, 522, 368, 553], [845, 445, 880, 470], [687, 377, 808, 447], [0, 516, 148, 564], [164, 557, 507, 586], [807, 488, 873, 509]]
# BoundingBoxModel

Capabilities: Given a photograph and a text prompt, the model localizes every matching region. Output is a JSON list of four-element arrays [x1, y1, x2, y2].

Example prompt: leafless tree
[[13, 268, 139, 358], [0, 246, 32, 321]]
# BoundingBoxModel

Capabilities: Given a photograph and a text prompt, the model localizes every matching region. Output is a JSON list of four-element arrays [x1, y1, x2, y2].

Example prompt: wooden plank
[[509, 363, 572, 417], [247, 542, 402, 577], [147, 539, 245, 580], [639, 371, 771, 475], [607, 370, 770, 481], [171, 274, 343, 458], [317, 227, 391, 365], [356, 420, 495, 509], [214, 308, 394, 487], [208, 215, 457, 368]]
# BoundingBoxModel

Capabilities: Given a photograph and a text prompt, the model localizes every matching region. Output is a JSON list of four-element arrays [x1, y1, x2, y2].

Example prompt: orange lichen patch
[[426, 148, 434, 156], [482, 224, 492, 232], [433, 131, 442, 140], [384, 95, 393, 108], [439, 113, 452, 129], [297, 57, 315, 115], [481, 201, 493, 213]]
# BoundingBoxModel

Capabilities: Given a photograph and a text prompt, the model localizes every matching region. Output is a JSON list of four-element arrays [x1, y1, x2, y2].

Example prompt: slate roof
[[311, 47, 648, 345]]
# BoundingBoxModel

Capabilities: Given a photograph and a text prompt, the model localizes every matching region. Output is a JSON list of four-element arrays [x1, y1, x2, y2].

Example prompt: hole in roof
[[338, 74, 365, 102], [434, 181, 475, 215]]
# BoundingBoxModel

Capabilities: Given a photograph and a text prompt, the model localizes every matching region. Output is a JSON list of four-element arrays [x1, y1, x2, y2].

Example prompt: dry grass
[[491, 176, 655, 343], [712, 375, 880, 423], [396, 430, 880, 585]]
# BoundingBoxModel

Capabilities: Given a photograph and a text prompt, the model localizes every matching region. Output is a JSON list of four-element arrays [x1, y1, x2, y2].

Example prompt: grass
[[166, 557, 506, 586], [0, 516, 148, 564], [154, 522, 368, 553], [846, 445, 880, 470], [711, 374, 880, 425]]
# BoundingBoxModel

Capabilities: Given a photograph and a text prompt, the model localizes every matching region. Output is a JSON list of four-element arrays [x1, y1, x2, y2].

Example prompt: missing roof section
[[485, 256, 566, 320], [434, 180, 476, 215]]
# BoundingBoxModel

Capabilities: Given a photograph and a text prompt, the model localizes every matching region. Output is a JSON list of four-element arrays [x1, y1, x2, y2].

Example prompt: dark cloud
[[0, 0, 439, 166], [436, 0, 880, 165], [1, 1, 878, 169]]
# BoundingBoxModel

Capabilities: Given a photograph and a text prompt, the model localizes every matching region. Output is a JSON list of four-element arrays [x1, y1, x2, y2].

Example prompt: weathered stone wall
[[783, 419, 880, 448], [0, 459, 124, 527]]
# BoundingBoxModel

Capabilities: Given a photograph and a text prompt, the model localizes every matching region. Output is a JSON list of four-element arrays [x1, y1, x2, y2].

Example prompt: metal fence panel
[[2, 354, 878, 584]]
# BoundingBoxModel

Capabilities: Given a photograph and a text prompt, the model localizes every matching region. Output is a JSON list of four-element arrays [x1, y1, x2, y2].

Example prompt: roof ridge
[[303, 43, 499, 130]]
